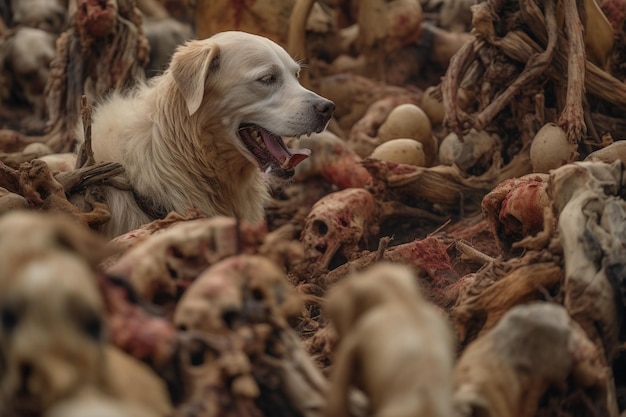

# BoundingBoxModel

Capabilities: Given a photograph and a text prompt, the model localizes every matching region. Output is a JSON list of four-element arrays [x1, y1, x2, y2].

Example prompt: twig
[[428, 218, 452, 237], [375, 236, 393, 262], [558, 0, 587, 143], [456, 239, 495, 265], [56, 162, 126, 194], [441, 39, 481, 136], [76, 95, 97, 169]]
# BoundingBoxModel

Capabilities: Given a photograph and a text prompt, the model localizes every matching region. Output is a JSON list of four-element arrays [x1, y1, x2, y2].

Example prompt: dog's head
[[168, 31, 335, 179]]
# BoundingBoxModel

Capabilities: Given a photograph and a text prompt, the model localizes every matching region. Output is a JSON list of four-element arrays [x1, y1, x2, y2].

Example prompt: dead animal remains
[[2, 0, 626, 416]]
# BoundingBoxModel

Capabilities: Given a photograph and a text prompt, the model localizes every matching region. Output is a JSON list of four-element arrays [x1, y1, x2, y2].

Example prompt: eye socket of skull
[[312, 220, 329, 236], [167, 245, 185, 259], [164, 244, 211, 285], [0, 302, 21, 336], [251, 288, 264, 302], [221, 307, 243, 330], [184, 338, 218, 368], [165, 246, 185, 280], [61, 293, 105, 342]]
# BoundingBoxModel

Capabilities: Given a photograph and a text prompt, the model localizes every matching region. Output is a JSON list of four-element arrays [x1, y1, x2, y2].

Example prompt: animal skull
[[173, 255, 302, 334], [173, 255, 305, 417], [300, 188, 381, 272], [177, 331, 260, 407], [174, 260, 244, 335], [0, 212, 114, 416], [0, 252, 107, 417], [481, 174, 552, 251], [107, 217, 263, 303], [0, 211, 113, 278]]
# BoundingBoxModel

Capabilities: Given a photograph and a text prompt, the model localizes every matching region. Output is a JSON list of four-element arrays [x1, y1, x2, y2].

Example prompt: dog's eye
[[258, 74, 277, 85]]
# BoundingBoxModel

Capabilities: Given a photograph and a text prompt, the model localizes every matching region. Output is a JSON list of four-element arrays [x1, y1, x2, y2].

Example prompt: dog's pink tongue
[[283, 148, 311, 169], [263, 133, 311, 169]]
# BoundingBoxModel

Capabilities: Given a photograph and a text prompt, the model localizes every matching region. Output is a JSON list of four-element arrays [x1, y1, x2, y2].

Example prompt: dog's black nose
[[314, 100, 335, 117]]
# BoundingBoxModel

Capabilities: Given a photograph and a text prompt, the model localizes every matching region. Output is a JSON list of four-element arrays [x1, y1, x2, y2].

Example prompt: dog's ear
[[170, 40, 221, 116]]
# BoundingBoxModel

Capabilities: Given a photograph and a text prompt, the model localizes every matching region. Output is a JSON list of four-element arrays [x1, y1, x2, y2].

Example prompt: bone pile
[[3, 1, 626, 417]]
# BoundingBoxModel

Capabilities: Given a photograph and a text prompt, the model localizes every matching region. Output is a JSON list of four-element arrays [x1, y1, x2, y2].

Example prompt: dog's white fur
[[88, 31, 334, 237]]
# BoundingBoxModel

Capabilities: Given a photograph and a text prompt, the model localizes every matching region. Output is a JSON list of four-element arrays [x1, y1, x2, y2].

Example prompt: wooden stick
[[558, 0, 587, 143]]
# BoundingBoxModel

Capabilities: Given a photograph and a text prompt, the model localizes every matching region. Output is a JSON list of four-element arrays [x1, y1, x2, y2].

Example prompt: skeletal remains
[[14, 156, 620, 416], [0, 211, 171, 417], [2, 0, 626, 416], [1, 145, 626, 416]]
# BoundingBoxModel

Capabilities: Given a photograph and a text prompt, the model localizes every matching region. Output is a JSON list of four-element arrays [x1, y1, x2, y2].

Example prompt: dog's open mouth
[[238, 124, 311, 179]]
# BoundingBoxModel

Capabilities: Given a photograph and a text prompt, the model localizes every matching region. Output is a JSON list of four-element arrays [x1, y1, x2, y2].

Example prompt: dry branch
[[441, 0, 625, 148], [452, 259, 562, 346]]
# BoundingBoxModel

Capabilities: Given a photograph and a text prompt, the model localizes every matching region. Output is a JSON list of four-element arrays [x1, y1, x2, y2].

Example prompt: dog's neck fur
[[121, 76, 269, 223]]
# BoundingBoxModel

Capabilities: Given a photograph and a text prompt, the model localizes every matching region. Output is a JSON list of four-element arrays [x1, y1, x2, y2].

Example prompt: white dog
[[88, 31, 335, 237]]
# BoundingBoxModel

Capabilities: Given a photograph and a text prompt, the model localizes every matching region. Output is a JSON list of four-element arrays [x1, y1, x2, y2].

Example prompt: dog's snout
[[314, 99, 335, 117]]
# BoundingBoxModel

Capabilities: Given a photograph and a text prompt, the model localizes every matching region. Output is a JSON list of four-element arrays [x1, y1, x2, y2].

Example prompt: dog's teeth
[[265, 166, 272, 174], [251, 129, 264, 145]]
